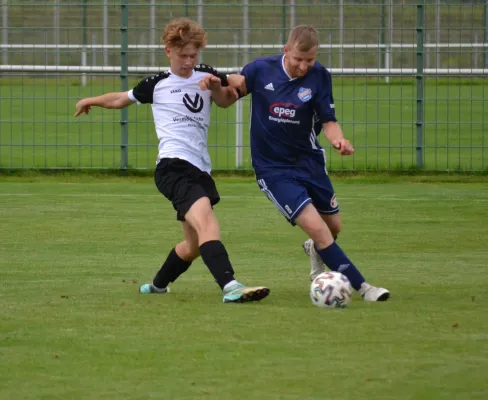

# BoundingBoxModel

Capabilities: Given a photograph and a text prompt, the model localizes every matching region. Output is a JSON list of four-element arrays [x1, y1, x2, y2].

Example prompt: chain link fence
[[0, 0, 487, 171]]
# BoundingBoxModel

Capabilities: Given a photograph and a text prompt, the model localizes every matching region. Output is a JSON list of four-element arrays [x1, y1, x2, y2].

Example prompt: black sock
[[199, 240, 235, 290], [153, 248, 192, 289]]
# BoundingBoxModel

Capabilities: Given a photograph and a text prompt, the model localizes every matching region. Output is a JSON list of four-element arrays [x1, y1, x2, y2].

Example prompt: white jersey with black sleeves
[[128, 64, 227, 173]]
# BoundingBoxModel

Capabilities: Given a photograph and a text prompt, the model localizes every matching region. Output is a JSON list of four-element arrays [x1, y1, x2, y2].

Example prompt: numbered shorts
[[155, 158, 220, 221], [256, 173, 339, 226]]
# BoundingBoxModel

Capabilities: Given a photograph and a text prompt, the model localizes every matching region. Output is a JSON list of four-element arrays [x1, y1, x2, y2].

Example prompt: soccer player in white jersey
[[74, 18, 269, 304], [201, 25, 389, 301]]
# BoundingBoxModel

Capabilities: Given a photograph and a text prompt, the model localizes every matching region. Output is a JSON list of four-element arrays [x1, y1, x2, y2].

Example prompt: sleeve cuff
[[128, 89, 141, 105]]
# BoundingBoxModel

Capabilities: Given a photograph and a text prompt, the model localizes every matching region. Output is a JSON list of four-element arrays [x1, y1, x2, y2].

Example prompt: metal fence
[[0, 0, 487, 171]]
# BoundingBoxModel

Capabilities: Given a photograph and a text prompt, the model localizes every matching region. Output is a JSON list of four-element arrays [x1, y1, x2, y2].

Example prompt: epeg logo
[[269, 102, 297, 118]]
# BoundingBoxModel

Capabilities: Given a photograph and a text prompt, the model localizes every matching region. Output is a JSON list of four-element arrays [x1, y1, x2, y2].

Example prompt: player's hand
[[74, 100, 92, 117], [332, 138, 354, 155], [199, 75, 222, 91], [226, 86, 240, 100], [227, 74, 247, 96]]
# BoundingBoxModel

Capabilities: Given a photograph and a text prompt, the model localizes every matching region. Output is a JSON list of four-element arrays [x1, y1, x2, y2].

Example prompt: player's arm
[[199, 60, 255, 96], [313, 67, 354, 155], [195, 64, 239, 108], [227, 74, 247, 96], [74, 73, 165, 117], [323, 121, 354, 156], [228, 60, 258, 97], [74, 92, 134, 117], [212, 85, 240, 108], [199, 74, 239, 108]]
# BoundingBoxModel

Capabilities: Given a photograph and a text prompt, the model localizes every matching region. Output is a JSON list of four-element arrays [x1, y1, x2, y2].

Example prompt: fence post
[[243, 0, 249, 66], [328, 32, 332, 68], [339, 0, 344, 70], [53, 0, 60, 66], [234, 32, 243, 168], [484, 0, 488, 68], [103, 0, 108, 66], [380, 0, 386, 69], [282, 0, 287, 44], [474, 32, 479, 69], [435, 0, 440, 69], [120, 0, 129, 170], [235, 101, 243, 168], [150, 0, 156, 67], [92, 33, 97, 66], [1, 0, 7, 65], [384, 0, 393, 84], [81, 0, 88, 86], [416, 3, 424, 169], [289, 0, 295, 28], [197, 0, 203, 63]]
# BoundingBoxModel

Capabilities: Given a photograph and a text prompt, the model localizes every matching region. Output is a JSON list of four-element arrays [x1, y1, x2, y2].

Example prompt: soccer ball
[[310, 271, 353, 309]]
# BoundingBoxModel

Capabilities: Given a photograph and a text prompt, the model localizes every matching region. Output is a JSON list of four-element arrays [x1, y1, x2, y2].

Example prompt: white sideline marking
[[0, 193, 487, 202]]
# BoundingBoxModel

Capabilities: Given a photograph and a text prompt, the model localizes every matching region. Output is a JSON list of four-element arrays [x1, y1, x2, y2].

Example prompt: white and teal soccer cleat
[[139, 283, 171, 294], [222, 282, 270, 303], [303, 239, 326, 282], [358, 283, 390, 302]]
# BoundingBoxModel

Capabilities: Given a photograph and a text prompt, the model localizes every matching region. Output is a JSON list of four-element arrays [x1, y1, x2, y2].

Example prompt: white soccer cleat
[[303, 239, 326, 282], [358, 283, 390, 302], [304, 240, 391, 302]]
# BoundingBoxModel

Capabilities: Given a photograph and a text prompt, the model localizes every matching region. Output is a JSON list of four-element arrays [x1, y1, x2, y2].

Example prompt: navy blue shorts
[[257, 172, 339, 226]]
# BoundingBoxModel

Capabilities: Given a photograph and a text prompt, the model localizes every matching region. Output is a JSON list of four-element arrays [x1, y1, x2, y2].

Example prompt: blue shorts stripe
[[290, 198, 313, 220], [258, 179, 291, 220]]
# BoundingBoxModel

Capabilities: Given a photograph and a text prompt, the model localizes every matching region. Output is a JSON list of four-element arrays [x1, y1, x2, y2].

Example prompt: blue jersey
[[241, 55, 337, 177]]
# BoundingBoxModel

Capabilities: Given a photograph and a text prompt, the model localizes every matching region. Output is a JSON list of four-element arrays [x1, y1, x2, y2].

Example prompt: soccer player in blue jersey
[[200, 25, 389, 301]]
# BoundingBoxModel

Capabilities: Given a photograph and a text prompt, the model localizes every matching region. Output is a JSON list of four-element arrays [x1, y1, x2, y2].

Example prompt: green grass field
[[1, 78, 487, 172], [1, 174, 488, 399]]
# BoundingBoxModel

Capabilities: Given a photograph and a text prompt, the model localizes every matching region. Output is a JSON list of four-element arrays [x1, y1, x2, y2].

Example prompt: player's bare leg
[[303, 213, 342, 281], [183, 198, 269, 303], [139, 222, 199, 294]]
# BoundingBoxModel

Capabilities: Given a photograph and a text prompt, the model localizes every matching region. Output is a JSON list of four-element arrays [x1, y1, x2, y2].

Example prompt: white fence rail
[[1, 65, 487, 75], [1, 43, 488, 49]]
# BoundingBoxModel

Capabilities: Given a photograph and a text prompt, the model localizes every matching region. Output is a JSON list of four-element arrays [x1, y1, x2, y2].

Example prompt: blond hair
[[287, 25, 319, 52], [162, 18, 207, 49]]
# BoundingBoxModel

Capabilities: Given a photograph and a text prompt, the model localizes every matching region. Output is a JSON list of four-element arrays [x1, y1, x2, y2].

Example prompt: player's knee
[[314, 232, 335, 249], [306, 225, 334, 249], [198, 214, 219, 236], [186, 199, 219, 236], [330, 224, 341, 238], [190, 212, 220, 241], [325, 216, 342, 237], [184, 241, 200, 260], [176, 241, 200, 261]]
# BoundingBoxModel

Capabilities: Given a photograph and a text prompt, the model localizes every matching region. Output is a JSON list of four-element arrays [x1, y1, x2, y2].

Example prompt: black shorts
[[154, 158, 220, 221]]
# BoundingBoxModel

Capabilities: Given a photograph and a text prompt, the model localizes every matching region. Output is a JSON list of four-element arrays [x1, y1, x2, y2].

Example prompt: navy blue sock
[[315, 242, 365, 290]]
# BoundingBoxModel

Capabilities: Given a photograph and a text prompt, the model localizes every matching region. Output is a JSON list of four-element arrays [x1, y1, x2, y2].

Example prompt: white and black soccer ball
[[310, 271, 353, 309]]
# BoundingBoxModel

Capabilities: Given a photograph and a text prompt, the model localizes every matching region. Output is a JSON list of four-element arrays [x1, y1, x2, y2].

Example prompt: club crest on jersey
[[297, 87, 312, 102], [183, 93, 204, 113]]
